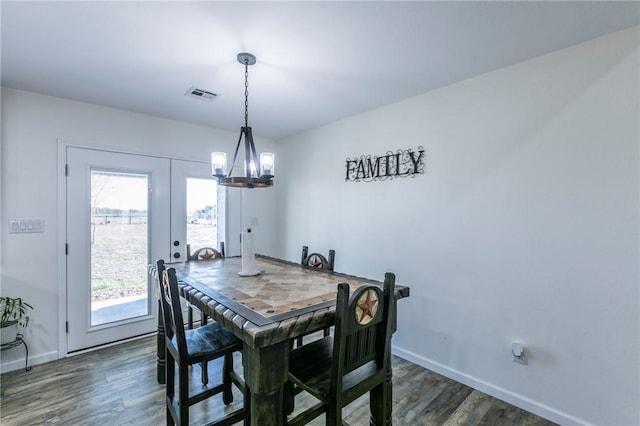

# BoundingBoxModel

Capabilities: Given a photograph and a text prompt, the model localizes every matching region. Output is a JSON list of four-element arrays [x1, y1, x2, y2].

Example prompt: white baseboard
[[392, 345, 589, 426], [1, 350, 58, 374]]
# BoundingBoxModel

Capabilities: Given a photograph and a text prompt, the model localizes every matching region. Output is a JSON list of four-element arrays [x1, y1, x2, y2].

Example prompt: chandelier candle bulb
[[247, 161, 258, 178], [211, 152, 227, 176], [260, 152, 275, 177]]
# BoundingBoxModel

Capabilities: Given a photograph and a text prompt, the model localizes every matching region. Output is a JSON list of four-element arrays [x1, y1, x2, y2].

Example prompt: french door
[[66, 147, 222, 352], [66, 147, 171, 352], [169, 159, 225, 262]]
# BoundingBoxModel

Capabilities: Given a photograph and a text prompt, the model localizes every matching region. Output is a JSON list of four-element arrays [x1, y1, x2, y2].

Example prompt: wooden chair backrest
[[186, 244, 224, 261], [155, 259, 172, 336], [301, 245, 336, 271], [157, 261, 188, 360], [330, 273, 395, 394]]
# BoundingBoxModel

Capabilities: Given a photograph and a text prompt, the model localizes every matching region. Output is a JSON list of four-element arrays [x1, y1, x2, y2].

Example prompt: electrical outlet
[[512, 342, 528, 365]]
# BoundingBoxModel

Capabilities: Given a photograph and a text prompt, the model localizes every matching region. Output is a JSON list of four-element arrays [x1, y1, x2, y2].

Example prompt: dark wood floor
[[0, 335, 556, 425]]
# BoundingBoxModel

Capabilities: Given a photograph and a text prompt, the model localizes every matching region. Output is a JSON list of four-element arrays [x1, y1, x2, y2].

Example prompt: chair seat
[[172, 321, 242, 360], [289, 336, 382, 405]]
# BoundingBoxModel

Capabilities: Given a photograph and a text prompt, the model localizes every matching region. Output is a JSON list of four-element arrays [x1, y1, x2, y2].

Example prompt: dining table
[[151, 254, 410, 426]]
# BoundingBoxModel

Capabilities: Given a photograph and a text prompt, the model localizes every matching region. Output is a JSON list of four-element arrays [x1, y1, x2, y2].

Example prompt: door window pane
[[186, 178, 218, 251], [90, 171, 149, 326]]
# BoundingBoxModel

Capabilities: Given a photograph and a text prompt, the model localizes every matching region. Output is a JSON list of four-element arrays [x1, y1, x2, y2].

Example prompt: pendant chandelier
[[211, 53, 274, 188]]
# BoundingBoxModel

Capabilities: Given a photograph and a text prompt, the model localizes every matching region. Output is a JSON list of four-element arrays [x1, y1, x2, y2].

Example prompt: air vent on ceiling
[[185, 86, 218, 102]]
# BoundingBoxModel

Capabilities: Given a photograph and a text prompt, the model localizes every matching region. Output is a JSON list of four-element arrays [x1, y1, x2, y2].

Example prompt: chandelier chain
[[244, 63, 249, 128]]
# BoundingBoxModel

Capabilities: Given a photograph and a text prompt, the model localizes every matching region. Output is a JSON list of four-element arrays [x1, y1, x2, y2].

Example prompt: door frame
[[56, 140, 242, 357]]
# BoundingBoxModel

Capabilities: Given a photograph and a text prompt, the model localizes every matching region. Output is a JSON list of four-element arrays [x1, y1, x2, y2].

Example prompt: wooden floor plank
[[441, 390, 494, 426], [0, 335, 557, 425]]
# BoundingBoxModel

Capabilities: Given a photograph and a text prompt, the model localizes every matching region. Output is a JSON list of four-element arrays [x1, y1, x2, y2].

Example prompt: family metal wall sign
[[345, 146, 425, 182]]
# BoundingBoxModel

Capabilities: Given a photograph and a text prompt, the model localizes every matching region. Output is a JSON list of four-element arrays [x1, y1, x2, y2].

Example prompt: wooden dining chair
[[296, 246, 336, 346], [156, 259, 247, 426], [301, 245, 335, 271], [183, 244, 226, 385], [287, 273, 396, 426]]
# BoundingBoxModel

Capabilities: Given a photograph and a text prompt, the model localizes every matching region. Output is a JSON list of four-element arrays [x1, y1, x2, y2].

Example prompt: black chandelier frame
[[214, 53, 274, 189]]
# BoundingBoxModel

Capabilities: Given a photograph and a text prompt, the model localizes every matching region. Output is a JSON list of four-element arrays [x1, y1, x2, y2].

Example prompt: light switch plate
[[9, 218, 44, 233]]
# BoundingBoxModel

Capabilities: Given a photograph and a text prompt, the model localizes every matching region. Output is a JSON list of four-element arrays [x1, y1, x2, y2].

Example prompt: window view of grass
[[91, 221, 148, 301], [187, 178, 218, 250], [187, 224, 218, 252], [90, 173, 218, 305], [90, 171, 150, 306], [90, 222, 216, 302]]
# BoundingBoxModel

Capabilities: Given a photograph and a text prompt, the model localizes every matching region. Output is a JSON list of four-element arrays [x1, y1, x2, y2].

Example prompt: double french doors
[[65, 147, 219, 352]]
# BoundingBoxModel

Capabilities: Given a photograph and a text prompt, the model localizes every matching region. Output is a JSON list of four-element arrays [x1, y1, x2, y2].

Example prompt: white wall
[[274, 27, 639, 425], [0, 89, 278, 370]]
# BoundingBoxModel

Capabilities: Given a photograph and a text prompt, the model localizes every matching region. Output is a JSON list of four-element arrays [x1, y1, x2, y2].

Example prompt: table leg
[[370, 297, 399, 424], [243, 342, 288, 426], [157, 299, 166, 384], [369, 366, 392, 426]]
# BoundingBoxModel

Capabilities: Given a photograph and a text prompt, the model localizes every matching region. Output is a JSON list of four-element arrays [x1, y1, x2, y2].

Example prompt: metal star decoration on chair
[[355, 289, 379, 325], [308, 254, 324, 268], [199, 249, 215, 260]]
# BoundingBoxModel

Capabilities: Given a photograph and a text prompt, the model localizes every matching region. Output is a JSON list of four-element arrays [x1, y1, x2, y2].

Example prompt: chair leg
[[296, 336, 303, 347], [179, 364, 190, 426], [194, 309, 210, 385], [166, 351, 176, 426], [326, 405, 341, 426], [201, 360, 209, 385], [284, 380, 295, 415], [187, 305, 194, 329], [323, 327, 330, 337], [222, 353, 234, 405]]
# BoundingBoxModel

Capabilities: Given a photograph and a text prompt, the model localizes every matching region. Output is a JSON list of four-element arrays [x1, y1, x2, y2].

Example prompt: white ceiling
[[2, 1, 638, 140]]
